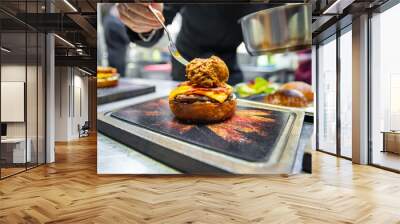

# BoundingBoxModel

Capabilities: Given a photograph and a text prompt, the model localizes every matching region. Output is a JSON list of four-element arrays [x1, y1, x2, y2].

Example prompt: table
[[382, 131, 400, 154], [1, 138, 31, 164]]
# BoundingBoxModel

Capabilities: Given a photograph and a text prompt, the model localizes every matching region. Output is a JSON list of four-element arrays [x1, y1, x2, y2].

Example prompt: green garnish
[[235, 77, 277, 97]]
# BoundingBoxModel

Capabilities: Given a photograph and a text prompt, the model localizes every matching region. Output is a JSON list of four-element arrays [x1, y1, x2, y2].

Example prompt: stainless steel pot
[[239, 4, 312, 55]]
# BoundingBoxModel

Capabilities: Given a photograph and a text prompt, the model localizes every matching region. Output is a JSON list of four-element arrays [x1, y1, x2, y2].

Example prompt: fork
[[147, 5, 189, 66]]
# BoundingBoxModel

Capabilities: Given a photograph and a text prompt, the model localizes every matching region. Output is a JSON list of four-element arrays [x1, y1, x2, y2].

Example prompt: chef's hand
[[117, 3, 164, 34]]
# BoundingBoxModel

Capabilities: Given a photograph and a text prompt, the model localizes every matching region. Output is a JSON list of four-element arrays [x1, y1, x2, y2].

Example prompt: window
[[317, 36, 337, 154], [370, 2, 400, 171], [339, 28, 352, 158]]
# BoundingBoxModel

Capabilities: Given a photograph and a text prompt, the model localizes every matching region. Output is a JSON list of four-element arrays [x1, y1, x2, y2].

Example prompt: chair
[[78, 121, 90, 138]]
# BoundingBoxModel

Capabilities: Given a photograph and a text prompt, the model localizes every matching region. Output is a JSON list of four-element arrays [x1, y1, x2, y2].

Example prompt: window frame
[[315, 23, 353, 160]]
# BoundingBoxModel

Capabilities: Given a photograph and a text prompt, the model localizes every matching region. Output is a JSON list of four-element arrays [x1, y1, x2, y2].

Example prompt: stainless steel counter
[[98, 132, 179, 174], [98, 78, 180, 174]]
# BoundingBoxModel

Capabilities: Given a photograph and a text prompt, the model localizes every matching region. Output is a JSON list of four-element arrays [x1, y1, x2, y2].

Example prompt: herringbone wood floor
[[1, 134, 400, 224]]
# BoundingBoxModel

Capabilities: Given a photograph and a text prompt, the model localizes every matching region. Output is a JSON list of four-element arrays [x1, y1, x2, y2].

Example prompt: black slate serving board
[[111, 97, 291, 162], [97, 79, 155, 105]]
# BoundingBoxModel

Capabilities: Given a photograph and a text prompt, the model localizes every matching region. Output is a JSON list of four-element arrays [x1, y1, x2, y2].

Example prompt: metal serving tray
[[98, 95, 304, 174], [245, 93, 314, 118]]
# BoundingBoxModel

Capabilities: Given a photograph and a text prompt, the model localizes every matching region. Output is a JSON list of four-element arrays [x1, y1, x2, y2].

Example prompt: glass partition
[[37, 0, 46, 166], [27, 31, 38, 169], [1, 31, 28, 177], [0, 1, 46, 179], [27, 0, 39, 170]]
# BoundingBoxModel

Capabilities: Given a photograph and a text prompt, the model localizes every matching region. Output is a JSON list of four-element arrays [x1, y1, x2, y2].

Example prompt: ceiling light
[[78, 68, 93, 76], [323, 0, 354, 14], [63, 0, 78, 12], [54, 34, 75, 48], [76, 48, 86, 55], [1, 47, 11, 53]]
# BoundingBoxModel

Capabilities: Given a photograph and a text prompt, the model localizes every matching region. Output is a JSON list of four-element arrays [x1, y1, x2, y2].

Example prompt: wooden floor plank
[[0, 134, 400, 223]]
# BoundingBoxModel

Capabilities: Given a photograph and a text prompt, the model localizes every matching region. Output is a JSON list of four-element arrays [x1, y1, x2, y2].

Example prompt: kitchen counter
[[98, 132, 179, 174], [97, 78, 313, 174]]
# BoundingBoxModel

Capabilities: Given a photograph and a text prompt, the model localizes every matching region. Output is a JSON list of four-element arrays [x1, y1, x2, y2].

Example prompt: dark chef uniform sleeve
[[125, 4, 182, 47]]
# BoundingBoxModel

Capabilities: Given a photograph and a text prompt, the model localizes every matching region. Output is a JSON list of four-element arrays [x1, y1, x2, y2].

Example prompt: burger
[[264, 81, 313, 108], [279, 81, 314, 103], [264, 89, 309, 108], [169, 56, 236, 123], [97, 66, 119, 88]]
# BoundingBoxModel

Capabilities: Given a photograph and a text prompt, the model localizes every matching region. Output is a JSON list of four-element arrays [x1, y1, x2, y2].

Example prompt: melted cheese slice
[[169, 84, 232, 103]]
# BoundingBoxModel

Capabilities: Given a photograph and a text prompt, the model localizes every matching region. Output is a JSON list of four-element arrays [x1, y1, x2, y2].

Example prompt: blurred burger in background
[[97, 66, 119, 88], [264, 81, 314, 108]]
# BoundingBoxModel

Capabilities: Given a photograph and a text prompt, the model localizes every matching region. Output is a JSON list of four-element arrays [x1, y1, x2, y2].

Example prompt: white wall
[[73, 74, 89, 137], [55, 66, 69, 141], [54, 67, 89, 141]]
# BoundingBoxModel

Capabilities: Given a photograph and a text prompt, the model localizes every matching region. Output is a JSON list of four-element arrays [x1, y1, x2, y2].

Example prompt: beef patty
[[174, 94, 232, 104]]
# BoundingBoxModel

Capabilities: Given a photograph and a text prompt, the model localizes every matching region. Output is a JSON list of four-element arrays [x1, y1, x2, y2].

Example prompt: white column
[[45, 0, 56, 163], [352, 14, 369, 164], [311, 45, 317, 150], [46, 33, 55, 163]]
